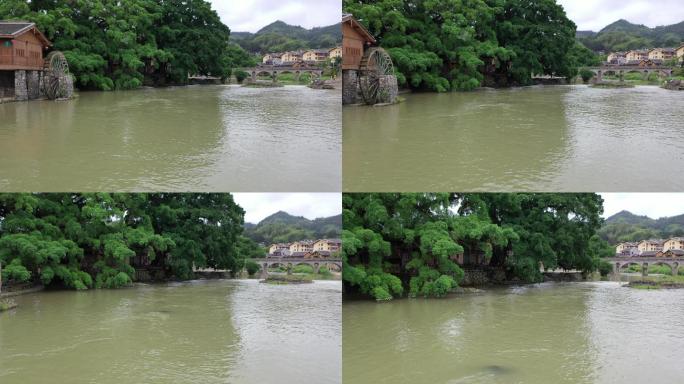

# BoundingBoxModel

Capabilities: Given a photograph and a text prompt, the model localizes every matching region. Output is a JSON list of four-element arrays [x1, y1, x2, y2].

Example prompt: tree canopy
[[0, 193, 264, 289], [0, 0, 257, 90], [343, 0, 589, 91], [343, 193, 610, 301]]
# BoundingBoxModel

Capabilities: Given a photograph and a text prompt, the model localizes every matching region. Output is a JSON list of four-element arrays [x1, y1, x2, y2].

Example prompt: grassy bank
[[261, 274, 314, 284], [627, 274, 684, 289], [0, 299, 18, 312]]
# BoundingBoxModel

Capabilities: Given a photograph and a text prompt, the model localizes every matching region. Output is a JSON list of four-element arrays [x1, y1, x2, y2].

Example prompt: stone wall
[[378, 74, 398, 104], [6, 70, 47, 101], [342, 69, 358, 105], [461, 268, 490, 286], [14, 70, 28, 101], [27, 70, 41, 99]]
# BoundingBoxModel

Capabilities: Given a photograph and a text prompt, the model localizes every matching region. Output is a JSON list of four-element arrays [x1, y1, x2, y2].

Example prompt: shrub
[[580, 69, 594, 83], [234, 70, 249, 83], [318, 266, 332, 277], [245, 260, 260, 275], [597, 259, 613, 276], [293, 264, 314, 274]]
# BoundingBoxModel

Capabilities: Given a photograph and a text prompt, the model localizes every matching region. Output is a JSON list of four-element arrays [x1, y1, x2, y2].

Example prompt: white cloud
[[600, 193, 684, 219], [557, 0, 684, 31], [209, 0, 341, 33], [233, 193, 341, 223]]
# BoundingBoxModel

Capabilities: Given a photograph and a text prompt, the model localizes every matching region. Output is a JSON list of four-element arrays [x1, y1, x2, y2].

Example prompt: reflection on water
[[0, 280, 341, 384], [343, 85, 684, 191], [0, 85, 341, 191], [343, 282, 684, 384]]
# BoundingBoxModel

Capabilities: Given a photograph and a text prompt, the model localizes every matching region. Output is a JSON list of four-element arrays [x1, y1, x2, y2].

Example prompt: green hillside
[[578, 19, 684, 52], [231, 20, 341, 53], [244, 211, 342, 244], [599, 210, 684, 245]]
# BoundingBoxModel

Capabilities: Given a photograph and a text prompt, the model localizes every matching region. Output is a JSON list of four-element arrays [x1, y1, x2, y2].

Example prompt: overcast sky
[[557, 0, 684, 31], [209, 0, 341, 33], [600, 193, 684, 219], [233, 193, 341, 223]]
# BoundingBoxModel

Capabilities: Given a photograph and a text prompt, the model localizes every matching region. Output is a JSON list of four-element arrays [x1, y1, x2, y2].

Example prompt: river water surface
[[344, 282, 684, 384], [0, 85, 340, 191], [343, 85, 684, 191], [0, 279, 341, 384]]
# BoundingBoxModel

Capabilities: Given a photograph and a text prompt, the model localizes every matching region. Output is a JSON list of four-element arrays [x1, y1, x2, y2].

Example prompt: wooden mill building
[[342, 14, 375, 104], [0, 21, 52, 101]]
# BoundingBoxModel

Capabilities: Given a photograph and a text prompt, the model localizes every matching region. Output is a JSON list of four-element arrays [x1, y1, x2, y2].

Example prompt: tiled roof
[[0, 21, 33, 36]]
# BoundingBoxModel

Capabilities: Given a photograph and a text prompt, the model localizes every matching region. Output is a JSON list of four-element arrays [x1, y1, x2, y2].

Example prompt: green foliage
[[243, 211, 341, 245], [234, 70, 249, 83], [1, 259, 31, 283], [597, 259, 614, 277], [578, 19, 684, 53], [0, 0, 254, 89], [231, 21, 341, 53], [0, 193, 247, 290], [318, 266, 332, 277], [344, 193, 607, 300], [244, 260, 260, 276], [293, 264, 314, 274], [344, 0, 579, 90], [580, 69, 595, 83], [599, 210, 684, 244]]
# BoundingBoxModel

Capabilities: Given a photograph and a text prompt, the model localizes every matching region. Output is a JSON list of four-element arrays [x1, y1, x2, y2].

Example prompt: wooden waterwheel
[[43, 51, 73, 100], [358, 47, 394, 104]]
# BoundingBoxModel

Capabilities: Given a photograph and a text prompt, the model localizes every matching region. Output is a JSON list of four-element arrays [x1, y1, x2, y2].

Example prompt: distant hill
[[244, 211, 342, 244], [599, 210, 684, 244], [231, 20, 341, 53], [577, 19, 684, 52]]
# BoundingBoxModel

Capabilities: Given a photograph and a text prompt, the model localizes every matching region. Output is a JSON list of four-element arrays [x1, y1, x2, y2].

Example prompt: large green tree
[[0, 0, 256, 89], [343, 193, 607, 301], [343, 0, 581, 90], [0, 193, 249, 289]]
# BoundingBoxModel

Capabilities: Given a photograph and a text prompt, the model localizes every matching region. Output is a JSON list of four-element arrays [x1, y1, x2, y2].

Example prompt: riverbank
[[627, 275, 684, 289], [261, 274, 314, 284]]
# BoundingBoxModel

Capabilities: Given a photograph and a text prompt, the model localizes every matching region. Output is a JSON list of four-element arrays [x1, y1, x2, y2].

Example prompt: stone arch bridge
[[243, 65, 323, 83], [607, 256, 682, 277], [253, 257, 342, 278], [588, 65, 674, 83]]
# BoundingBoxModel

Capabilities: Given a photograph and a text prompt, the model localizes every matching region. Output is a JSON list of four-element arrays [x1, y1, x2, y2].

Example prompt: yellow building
[[262, 54, 273, 64], [663, 238, 684, 252], [303, 49, 330, 62], [607, 52, 626, 64], [269, 243, 290, 255], [648, 48, 675, 61], [677, 44, 684, 61], [289, 241, 314, 253], [626, 50, 648, 61], [313, 239, 341, 252], [281, 51, 302, 64], [638, 239, 664, 253], [329, 46, 342, 59], [616, 242, 637, 255]]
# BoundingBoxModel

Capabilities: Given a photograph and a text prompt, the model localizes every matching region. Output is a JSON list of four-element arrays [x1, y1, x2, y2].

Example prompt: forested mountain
[[231, 21, 341, 53], [598, 210, 684, 245], [578, 19, 684, 52], [244, 211, 342, 244]]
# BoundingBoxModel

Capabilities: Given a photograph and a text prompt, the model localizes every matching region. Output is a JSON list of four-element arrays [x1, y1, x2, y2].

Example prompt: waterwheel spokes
[[43, 51, 73, 100]]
